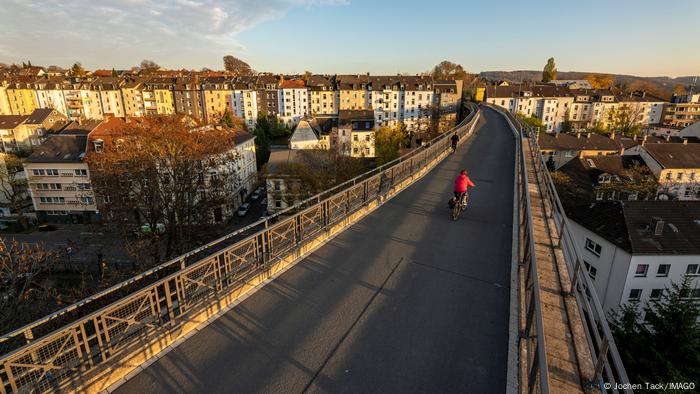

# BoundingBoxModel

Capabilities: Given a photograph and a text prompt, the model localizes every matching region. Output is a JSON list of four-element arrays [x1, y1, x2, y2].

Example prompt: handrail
[[499, 106, 631, 393], [0, 106, 481, 394]]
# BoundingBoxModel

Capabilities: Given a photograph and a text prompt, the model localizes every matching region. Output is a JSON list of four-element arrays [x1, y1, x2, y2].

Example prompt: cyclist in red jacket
[[453, 169, 475, 206]]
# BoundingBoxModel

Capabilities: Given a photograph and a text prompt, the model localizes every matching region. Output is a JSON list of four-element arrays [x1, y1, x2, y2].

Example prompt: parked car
[[237, 203, 251, 217], [37, 224, 57, 232], [250, 187, 263, 201]]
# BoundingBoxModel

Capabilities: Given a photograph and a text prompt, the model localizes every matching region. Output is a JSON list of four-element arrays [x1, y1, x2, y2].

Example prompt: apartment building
[[63, 79, 102, 120], [338, 74, 370, 110], [433, 80, 463, 131], [486, 85, 665, 132], [368, 76, 401, 129], [255, 74, 280, 117], [143, 78, 176, 116], [638, 142, 700, 200], [400, 76, 433, 132], [93, 77, 125, 117], [0, 108, 67, 152], [6, 80, 39, 115], [23, 122, 100, 223], [121, 79, 146, 117], [663, 93, 700, 128], [0, 79, 11, 115], [338, 109, 375, 157], [34, 77, 68, 116], [227, 81, 258, 130], [278, 78, 309, 127], [567, 201, 700, 313], [201, 77, 231, 123], [308, 75, 338, 116], [174, 77, 206, 120]]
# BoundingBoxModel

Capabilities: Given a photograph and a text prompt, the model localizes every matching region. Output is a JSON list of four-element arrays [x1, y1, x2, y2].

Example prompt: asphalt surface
[[116, 109, 515, 394]]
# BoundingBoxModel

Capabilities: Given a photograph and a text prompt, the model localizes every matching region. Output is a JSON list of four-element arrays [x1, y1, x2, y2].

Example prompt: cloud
[[0, 0, 346, 69]]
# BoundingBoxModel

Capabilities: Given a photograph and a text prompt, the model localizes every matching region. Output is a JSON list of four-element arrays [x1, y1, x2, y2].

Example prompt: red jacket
[[454, 174, 475, 193]]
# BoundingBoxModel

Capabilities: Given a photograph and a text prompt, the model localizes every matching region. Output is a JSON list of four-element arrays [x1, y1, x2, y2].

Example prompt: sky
[[1, 0, 699, 77]]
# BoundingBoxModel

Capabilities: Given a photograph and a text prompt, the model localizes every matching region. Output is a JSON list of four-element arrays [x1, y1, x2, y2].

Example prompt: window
[[78, 183, 91, 190], [650, 289, 662, 300], [635, 264, 649, 277], [274, 181, 281, 191], [47, 169, 59, 176], [584, 262, 597, 280], [275, 200, 281, 208], [687, 264, 700, 276], [628, 289, 642, 301], [676, 172, 683, 181], [32, 169, 45, 176], [657, 264, 670, 277], [585, 238, 602, 256], [75, 169, 88, 176]]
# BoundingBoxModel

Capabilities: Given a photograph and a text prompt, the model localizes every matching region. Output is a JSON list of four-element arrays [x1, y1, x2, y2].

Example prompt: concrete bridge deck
[[115, 109, 516, 394]]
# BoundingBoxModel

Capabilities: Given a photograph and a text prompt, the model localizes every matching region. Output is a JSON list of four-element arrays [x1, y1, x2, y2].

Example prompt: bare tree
[[0, 238, 60, 333], [88, 115, 244, 267], [0, 154, 29, 228], [139, 59, 160, 73], [223, 55, 253, 75]]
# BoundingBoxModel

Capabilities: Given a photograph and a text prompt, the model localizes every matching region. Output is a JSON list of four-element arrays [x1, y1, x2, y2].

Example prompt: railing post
[[569, 257, 582, 295], [592, 338, 610, 385]]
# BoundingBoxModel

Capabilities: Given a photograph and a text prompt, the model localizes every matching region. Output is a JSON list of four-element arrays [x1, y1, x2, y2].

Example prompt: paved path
[[116, 109, 516, 394]]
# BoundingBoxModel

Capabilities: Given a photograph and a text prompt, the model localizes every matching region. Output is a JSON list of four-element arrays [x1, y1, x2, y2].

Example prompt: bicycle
[[451, 192, 468, 221]]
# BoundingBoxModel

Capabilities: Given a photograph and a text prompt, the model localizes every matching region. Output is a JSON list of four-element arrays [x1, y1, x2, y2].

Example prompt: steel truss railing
[[496, 106, 631, 394], [0, 106, 480, 394]]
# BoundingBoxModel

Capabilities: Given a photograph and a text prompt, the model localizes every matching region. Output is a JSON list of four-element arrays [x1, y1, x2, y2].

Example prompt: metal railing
[[499, 106, 631, 393], [0, 106, 481, 393]]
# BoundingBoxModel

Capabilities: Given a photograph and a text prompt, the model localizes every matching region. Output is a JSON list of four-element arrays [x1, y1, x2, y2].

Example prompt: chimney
[[651, 216, 664, 236], [684, 139, 688, 145], [576, 132, 581, 139], [586, 132, 592, 138], [665, 134, 671, 141]]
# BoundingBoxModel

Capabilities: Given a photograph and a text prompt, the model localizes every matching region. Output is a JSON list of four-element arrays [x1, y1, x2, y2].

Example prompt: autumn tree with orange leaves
[[88, 115, 244, 267]]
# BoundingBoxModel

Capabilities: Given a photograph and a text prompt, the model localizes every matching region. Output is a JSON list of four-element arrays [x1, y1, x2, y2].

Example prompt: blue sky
[[1, 0, 699, 77]]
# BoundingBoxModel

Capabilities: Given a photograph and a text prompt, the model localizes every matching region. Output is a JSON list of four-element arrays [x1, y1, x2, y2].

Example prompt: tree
[[549, 171, 588, 206], [609, 276, 700, 391], [276, 150, 368, 197], [70, 62, 86, 76], [139, 59, 160, 73], [430, 60, 477, 86], [375, 125, 407, 165], [542, 57, 557, 83], [254, 114, 290, 165], [594, 163, 659, 201], [517, 113, 545, 130], [673, 84, 688, 95], [605, 104, 644, 137], [586, 74, 614, 89], [627, 80, 670, 101], [223, 55, 253, 75], [0, 154, 29, 227], [0, 238, 60, 334], [111, 68, 118, 77], [302, 71, 313, 81], [88, 115, 243, 266]]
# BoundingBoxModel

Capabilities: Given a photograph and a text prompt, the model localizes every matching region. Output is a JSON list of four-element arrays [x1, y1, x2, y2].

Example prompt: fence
[[0, 106, 481, 393], [499, 106, 631, 393]]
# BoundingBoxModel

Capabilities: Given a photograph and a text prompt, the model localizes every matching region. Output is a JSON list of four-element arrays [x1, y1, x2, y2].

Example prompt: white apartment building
[[567, 201, 700, 313], [35, 79, 68, 117], [94, 79, 126, 118], [487, 85, 665, 133], [400, 76, 433, 132], [338, 109, 375, 157], [278, 79, 309, 127], [23, 128, 99, 223], [228, 86, 258, 130], [638, 142, 700, 200]]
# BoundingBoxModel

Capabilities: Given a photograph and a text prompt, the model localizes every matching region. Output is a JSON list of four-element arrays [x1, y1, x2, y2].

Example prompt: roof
[[26, 134, 88, 163], [538, 132, 622, 152], [266, 149, 302, 174], [642, 143, 700, 169], [0, 115, 28, 129], [567, 201, 700, 255], [279, 79, 306, 89], [24, 108, 57, 125], [59, 120, 103, 135], [234, 131, 255, 145]]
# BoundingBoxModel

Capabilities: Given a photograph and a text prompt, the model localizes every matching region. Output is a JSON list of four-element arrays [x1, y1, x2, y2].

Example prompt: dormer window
[[93, 139, 104, 153]]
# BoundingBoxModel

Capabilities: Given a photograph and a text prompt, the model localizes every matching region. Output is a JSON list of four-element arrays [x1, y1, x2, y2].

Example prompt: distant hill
[[479, 70, 699, 99]]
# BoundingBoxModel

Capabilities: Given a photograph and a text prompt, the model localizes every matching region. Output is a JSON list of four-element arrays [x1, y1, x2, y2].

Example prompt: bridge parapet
[[494, 105, 631, 394]]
